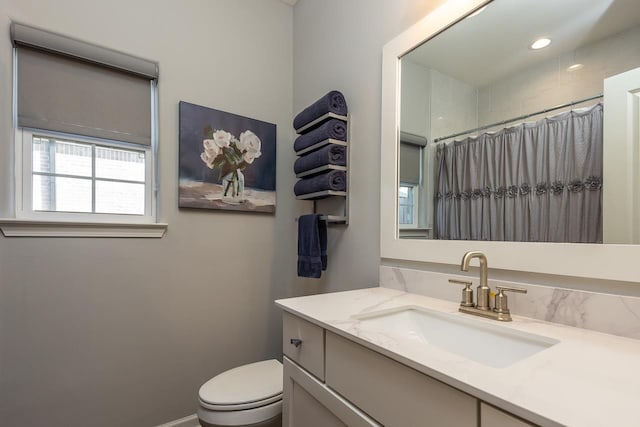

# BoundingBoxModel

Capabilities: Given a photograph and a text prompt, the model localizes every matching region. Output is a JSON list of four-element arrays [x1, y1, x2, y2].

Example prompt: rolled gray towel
[[294, 170, 347, 196], [294, 119, 347, 153], [293, 90, 348, 131], [294, 144, 346, 174]]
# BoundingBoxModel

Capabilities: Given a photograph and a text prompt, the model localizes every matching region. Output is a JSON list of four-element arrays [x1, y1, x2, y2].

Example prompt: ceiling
[[405, 0, 640, 87]]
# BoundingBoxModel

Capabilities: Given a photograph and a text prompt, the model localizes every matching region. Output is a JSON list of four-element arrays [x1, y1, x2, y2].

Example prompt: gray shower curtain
[[434, 103, 602, 243]]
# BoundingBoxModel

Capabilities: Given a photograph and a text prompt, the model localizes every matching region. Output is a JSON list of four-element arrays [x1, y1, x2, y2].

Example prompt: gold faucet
[[449, 251, 527, 322]]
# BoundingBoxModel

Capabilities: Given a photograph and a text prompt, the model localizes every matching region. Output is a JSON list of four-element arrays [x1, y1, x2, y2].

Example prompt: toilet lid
[[199, 359, 283, 408]]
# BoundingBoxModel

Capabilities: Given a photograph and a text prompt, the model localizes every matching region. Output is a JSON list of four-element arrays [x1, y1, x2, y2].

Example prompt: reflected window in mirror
[[397, 0, 640, 244], [398, 134, 432, 238], [398, 184, 418, 228]]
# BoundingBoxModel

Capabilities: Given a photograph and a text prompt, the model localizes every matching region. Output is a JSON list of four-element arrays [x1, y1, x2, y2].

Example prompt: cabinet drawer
[[325, 331, 477, 427], [481, 403, 536, 427], [283, 357, 380, 427], [283, 311, 325, 380]]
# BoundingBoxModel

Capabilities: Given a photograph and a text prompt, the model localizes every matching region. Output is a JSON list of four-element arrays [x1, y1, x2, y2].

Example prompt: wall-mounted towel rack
[[296, 190, 348, 199], [295, 138, 347, 156], [296, 112, 348, 134], [296, 164, 347, 179], [293, 112, 350, 225]]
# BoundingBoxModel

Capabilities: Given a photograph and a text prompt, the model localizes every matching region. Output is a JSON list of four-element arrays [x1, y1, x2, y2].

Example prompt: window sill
[[0, 218, 167, 238], [399, 228, 430, 239]]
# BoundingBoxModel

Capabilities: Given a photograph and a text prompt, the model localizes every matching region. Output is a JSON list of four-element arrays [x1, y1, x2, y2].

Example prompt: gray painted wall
[[292, 0, 447, 293], [0, 1, 298, 426]]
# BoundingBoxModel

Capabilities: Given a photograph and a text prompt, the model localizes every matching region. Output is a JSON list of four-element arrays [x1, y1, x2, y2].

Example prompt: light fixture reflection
[[530, 38, 551, 50], [567, 63, 584, 72]]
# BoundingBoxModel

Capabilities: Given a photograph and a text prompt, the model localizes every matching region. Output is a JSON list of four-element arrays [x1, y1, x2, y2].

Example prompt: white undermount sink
[[353, 306, 558, 368]]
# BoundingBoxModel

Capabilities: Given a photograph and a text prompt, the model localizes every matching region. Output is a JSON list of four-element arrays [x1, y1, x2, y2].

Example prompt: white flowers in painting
[[200, 128, 263, 198], [201, 129, 241, 168], [201, 139, 221, 168], [237, 130, 262, 164], [212, 129, 232, 148], [201, 128, 262, 173]]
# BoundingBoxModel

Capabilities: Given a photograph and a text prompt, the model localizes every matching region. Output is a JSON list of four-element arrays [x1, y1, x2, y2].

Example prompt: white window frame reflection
[[16, 129, 154, 224], [398, 183, 419, 229]]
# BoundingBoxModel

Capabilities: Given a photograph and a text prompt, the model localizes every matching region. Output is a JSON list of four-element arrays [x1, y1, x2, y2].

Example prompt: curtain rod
[[433, 94, 603, 143]]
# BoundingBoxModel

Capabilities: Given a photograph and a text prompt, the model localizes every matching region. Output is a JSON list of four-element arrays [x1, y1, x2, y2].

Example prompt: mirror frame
[[380, 0, 639, 283]]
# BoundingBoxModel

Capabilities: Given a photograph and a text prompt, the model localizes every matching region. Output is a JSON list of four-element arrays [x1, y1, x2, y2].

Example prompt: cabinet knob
[[290, 338, 302, 348]]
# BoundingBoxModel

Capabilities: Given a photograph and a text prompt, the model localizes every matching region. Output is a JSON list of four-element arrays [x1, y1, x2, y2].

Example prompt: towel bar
[[295, 214, 347, 224]]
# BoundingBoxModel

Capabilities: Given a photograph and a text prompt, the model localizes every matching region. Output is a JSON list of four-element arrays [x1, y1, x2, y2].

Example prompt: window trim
[[0, 218, 167, 238], [0, 48, 168, 238], [2, 51, 165, 237], [4, 126, 166, 237], [16, 128, 156, 224]]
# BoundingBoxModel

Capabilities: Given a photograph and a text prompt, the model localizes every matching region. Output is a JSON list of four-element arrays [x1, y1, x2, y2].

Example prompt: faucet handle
[[494, 285, 527, 318], [496, 285, 527, 294], [448, 279, 474, 307]]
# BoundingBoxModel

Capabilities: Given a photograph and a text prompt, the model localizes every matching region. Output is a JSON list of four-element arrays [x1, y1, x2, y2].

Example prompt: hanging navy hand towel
[[297, 214, 327, 278]]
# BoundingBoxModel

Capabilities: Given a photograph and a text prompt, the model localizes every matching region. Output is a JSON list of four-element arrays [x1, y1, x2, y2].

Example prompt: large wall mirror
[[399, 0, 640, 243], [380, 0, 640, 282]]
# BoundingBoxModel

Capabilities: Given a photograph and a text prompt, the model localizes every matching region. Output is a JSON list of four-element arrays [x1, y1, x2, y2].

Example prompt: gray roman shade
[[399, 132, 426, 185], [11, 23, 158, 145], [399, 131, 427, 147], [399, 143, 422, 185]]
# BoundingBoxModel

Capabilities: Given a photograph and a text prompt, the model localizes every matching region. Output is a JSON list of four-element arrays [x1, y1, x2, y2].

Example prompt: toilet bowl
[[197, 359, 283, 427]]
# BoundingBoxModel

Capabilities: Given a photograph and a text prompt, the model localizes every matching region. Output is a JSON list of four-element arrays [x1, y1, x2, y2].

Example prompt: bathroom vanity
[[276, 288, 640, 427]]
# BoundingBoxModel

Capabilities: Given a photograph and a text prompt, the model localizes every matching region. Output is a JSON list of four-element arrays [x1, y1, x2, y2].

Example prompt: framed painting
[[178, 101, 276, 213]]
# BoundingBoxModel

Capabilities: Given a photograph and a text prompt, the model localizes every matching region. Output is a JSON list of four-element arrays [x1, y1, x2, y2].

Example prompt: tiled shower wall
[[478, 25, 640, 127]]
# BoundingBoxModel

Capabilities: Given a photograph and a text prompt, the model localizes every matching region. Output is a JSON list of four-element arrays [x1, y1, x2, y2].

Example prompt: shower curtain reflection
[[434, 103, 603, 243]]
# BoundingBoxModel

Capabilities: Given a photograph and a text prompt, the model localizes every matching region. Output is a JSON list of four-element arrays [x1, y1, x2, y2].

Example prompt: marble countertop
[[276, 287, 640, 427]]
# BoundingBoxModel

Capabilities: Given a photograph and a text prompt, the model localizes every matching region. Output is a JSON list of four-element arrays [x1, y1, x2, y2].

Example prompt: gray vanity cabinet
[[282, 312, 538, 427], [282, 312, 325, 380], [282, 312, 379, 427], [283, 358, 378, 427], [325, 331, 477, 427]]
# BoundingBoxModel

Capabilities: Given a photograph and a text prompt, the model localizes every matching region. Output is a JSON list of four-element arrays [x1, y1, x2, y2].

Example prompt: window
[[10, 23, 160, 227], [23, 131, 151, 218], [398, 184, 418, 228]]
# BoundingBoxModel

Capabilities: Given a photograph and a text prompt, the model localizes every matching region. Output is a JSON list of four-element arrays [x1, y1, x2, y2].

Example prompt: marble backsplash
[[380, 265, 640, 340]]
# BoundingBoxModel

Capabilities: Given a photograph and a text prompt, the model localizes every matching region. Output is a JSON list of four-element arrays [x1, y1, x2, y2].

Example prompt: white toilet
[[197, 359, 283, 427]]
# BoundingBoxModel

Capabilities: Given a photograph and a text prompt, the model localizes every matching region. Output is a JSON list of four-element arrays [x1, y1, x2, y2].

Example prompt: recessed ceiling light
[[467, 6, 487, 18], [530, 38, 551, 50], [566, 63, 584, 72]]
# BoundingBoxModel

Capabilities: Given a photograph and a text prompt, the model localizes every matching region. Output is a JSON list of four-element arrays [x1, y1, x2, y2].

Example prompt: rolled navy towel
[[294, 119, 347, 153], [294, 144, 346, 174], [294, 90, 348, 131], [294, 170, 347, 196]]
